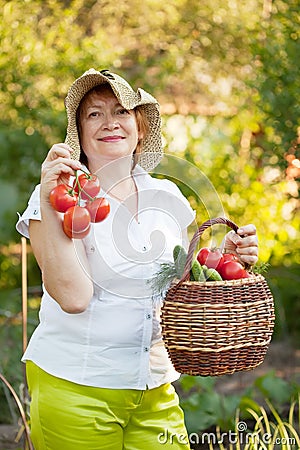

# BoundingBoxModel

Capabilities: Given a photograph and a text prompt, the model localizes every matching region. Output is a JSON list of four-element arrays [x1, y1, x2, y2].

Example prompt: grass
[[194, 397, 300, 450], [242, 399, 300, 450]]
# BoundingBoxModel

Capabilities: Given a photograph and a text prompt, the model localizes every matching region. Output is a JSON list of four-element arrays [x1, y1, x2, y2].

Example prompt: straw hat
[[64, 68, 163, 171]]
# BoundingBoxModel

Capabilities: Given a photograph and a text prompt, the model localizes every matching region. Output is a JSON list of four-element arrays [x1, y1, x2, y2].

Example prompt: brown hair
[[76, 84, 149, 168]]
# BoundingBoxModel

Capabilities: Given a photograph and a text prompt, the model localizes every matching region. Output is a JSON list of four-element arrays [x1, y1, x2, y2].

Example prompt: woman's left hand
[[223, 224, 258, 266]]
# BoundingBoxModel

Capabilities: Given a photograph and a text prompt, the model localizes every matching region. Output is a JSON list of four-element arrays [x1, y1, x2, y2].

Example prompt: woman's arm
[[29, 144, 93, 314]]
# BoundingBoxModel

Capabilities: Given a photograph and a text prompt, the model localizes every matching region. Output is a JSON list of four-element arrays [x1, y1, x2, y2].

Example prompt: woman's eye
[[117, 108, 130, 115], [89, 111, 99, 118]]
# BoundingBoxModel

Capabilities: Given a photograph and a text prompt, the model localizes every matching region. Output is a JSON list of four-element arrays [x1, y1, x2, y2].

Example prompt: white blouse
[[16, 165, 195, 390]]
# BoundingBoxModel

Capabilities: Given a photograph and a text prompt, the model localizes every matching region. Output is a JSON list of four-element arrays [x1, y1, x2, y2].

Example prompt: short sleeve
[[16, 184, 41, 239]]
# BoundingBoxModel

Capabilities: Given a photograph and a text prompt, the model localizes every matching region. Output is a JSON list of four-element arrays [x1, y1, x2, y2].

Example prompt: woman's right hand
[[30, 143, 93, 313], [40, 144, 82, 204]]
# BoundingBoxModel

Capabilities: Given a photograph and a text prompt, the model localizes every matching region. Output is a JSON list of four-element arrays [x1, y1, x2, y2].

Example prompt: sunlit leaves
[[249, 0, 300, 152], [0, 0, 299, 264]]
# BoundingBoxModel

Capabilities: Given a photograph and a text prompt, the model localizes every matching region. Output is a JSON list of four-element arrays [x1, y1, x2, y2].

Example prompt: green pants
[[26, 361, 191, 449]]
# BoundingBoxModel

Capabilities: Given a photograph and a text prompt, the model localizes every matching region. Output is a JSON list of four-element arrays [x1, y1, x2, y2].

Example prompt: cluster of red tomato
[[196, 247, 250, 280], [49, 172, 110, 239]]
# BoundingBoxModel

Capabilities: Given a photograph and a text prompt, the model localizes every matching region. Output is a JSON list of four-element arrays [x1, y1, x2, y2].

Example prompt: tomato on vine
[[86, 198, 110, 223], [73, 173, 100, 200], [49, 184, 78, 213], [63, 205, 91, 239], [49, 170, 110, 239]]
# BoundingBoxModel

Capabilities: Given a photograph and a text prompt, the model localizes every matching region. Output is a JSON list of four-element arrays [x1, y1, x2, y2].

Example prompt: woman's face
[[79, 86, 143, 169]]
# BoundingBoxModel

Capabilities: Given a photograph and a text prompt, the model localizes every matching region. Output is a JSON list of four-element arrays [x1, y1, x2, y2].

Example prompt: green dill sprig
[[148, 262, 177, 296], [252, 262, 270, 275]]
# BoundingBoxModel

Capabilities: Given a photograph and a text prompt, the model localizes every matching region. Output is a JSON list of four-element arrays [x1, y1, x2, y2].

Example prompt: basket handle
[[181, 217, 239, 282]]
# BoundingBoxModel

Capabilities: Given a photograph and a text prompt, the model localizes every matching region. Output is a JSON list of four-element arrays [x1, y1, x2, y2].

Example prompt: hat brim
[[64, 69, 163, 171]]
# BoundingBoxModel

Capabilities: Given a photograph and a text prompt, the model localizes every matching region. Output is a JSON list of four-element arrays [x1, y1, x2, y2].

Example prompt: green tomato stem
[[71, 170, 96, 203]]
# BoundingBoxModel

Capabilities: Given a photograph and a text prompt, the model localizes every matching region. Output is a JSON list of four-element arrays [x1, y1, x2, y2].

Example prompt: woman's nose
[[102, 114, 119, 130]]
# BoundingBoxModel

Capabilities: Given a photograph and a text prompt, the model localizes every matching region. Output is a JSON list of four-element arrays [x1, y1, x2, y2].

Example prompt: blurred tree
[[249, 0, 300, 157], [0, 0, 299, 264]]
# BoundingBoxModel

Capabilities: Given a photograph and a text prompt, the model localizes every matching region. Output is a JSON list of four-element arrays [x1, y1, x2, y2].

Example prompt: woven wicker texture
[[161, 217, 275, 377], [64, 68, 163, 171]]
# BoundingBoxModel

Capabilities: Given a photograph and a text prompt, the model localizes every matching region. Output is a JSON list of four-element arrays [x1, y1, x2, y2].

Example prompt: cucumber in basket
[[173, 244, 188, 278], [191, 259, 206, 281], [202, 265, 223, 281]]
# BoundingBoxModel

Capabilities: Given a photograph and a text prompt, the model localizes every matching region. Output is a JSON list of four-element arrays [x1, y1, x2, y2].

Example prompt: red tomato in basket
[[197, 247, 224, 270], [219, 260, 250, 280], [221, 253, 239, 264]]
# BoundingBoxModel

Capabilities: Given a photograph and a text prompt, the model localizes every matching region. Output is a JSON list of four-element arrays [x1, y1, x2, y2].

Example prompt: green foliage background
[[0, 0, 299, 427]]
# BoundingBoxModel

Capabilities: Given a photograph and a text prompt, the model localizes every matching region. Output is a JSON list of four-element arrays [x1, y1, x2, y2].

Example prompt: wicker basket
[[161, 217, 275, 377]]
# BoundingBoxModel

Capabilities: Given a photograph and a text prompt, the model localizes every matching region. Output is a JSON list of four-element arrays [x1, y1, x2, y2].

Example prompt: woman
[[17, 68, 258, 450]]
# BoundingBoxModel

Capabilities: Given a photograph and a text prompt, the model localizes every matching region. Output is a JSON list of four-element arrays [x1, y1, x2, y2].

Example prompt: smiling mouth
[[99, 136, 125, 142]]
